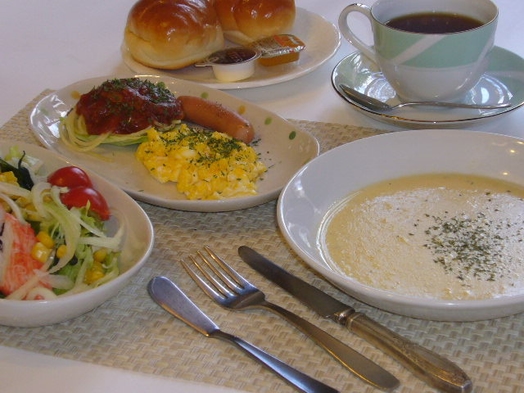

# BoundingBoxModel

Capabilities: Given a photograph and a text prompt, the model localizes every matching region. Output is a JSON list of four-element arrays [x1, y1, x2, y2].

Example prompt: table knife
[[148, 276, 339, 393], [238, 246, 473, 393]]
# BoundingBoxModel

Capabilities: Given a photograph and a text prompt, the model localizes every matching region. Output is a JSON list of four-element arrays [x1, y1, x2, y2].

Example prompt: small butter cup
[[195, 47, 260, 82]]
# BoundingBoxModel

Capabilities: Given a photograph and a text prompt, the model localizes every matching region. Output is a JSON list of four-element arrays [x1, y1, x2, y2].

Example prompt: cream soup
[[319, 173, 524, 300]]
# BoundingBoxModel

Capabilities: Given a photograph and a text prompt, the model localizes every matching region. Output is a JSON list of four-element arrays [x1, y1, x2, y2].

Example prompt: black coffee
[[386, 12, 483, 34]]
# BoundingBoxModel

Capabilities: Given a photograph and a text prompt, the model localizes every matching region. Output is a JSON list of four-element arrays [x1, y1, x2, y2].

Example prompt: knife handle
[[213, 329, 339, 393], [346, 313, 473, 393], [263, 302, 400, 391]]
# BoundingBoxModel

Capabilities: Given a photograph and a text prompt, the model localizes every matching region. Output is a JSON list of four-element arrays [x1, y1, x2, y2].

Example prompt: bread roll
[[214, 0, 296, 45], [124, 0, 224, 70]]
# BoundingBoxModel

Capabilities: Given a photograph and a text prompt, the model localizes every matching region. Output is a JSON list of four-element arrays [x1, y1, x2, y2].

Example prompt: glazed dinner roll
[[124, 0, 225, 70], [214, 0, 296, 45]]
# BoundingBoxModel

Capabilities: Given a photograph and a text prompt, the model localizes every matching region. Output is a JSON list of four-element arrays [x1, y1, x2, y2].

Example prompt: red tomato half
[[48, 166, 93, 188], [60, 186, 110, 220]]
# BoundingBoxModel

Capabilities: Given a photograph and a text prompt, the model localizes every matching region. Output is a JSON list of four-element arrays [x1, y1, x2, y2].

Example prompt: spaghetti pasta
[[60, 110, 113, 152], [59, 78, 183, 152], [60, 109, 154, 152]]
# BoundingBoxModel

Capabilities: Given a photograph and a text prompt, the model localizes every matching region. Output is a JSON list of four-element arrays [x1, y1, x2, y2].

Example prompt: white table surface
[[0, 0, 523, 392]]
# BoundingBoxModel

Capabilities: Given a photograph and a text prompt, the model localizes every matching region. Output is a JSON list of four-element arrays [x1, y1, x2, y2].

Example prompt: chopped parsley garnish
[[422, 211, 518, 282]]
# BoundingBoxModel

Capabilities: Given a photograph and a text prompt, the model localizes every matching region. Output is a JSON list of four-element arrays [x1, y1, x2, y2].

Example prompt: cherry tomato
[[48, 166, 93, 188], [60, 186, 110, 220]]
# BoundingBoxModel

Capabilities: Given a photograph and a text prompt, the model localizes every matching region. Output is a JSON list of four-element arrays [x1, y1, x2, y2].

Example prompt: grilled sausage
[[178, 95, 255, 144]]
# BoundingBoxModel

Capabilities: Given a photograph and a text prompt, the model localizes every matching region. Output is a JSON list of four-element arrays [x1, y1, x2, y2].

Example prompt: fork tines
[[183, 247, 244, 299]]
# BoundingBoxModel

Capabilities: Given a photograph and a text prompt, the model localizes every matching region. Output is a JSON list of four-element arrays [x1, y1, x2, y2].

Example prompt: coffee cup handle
[[338, 4, 377, 62]]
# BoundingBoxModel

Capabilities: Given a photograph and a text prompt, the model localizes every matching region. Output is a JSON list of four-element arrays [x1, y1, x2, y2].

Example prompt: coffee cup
[[338, 0, 498, 102]]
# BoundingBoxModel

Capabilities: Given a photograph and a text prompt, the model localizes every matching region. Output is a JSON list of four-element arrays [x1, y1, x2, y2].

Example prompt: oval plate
[[30, 75, 319, 212]]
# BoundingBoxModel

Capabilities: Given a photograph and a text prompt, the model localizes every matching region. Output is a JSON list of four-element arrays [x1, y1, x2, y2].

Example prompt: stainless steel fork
[[182, 247, 400, 392], [148, 276, 339, 393]]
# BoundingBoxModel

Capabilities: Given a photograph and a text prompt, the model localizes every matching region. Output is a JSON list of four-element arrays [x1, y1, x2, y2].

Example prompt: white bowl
[[277, 129, 524, 321], [0, 142, 154, 327]]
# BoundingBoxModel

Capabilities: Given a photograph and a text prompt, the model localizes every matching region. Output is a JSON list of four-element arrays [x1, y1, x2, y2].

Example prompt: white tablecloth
[[1, 1, 523, 392]]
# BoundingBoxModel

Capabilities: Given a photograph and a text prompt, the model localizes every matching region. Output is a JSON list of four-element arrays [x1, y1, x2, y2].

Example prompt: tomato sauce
[[75, 78, 184, 135]]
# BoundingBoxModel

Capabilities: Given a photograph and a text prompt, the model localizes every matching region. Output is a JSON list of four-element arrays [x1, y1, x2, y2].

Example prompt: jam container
[[249, 34, 305, 66], [195, 47, 260, 82]]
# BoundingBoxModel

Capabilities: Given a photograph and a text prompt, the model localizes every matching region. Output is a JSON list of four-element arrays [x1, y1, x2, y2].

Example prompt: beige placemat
[[0, 91, 522, 393]]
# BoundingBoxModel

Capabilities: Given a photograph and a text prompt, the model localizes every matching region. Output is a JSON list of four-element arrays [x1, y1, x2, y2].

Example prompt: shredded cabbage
[[0, 149, 123, 300], [60, 110, 151, 152]]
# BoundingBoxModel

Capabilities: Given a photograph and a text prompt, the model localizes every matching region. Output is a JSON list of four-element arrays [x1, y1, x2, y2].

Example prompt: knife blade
[[238, 246, 473, 393], [148, 276, 340, 393]]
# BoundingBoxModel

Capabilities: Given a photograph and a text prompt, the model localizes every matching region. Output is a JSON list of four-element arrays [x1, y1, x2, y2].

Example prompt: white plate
[[30, 75, 320, 212], [278, 130, 524, 321], [122, 8, 340, 89], [332, 46, 524, 128], [0, 141, 154, 327]]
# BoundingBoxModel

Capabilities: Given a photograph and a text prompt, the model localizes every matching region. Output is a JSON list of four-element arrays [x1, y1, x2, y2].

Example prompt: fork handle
[[212, 329, 338, 393], [261, 302, 400, 391]]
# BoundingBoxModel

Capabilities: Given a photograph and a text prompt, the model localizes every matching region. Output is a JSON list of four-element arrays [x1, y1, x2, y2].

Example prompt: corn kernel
[[0, 201, 11, 213], [93, 248, 107, 263], [31, 242, 51, 264], [25, 203, 37, 212], [36, 231, 55, 249], [16, 196, 32, 207], [84, 269, 105, 284], [84, 261, 105, 284], [0, 172, 18, 185], [56, 245, 67, 258]]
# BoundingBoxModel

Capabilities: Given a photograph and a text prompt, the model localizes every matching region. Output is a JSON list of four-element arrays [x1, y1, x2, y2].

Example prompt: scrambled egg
[[135, 125, 267, 200]]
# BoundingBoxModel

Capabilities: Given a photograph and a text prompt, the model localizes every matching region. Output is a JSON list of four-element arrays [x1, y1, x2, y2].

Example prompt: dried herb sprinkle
[[422, 210, 521, 282]]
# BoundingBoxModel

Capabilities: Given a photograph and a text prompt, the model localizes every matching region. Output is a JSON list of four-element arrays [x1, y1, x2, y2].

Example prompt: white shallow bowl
[[0, 142, 154, 327], [278, 129, 524, 321]]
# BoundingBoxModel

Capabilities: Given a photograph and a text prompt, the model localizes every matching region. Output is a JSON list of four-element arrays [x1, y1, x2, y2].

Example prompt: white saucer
[[122, 8, 340, 90], [332, 46, 524, 128]]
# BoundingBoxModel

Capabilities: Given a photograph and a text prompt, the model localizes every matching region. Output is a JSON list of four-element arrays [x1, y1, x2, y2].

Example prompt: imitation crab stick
[[0, 210, 46, 296]]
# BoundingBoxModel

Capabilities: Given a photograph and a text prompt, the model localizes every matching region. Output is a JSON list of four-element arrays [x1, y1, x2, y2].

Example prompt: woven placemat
[[0, 91, 522, 393]]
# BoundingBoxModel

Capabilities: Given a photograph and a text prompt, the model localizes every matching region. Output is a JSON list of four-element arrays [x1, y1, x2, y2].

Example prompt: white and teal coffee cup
[[338, 0, 498, 102]]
